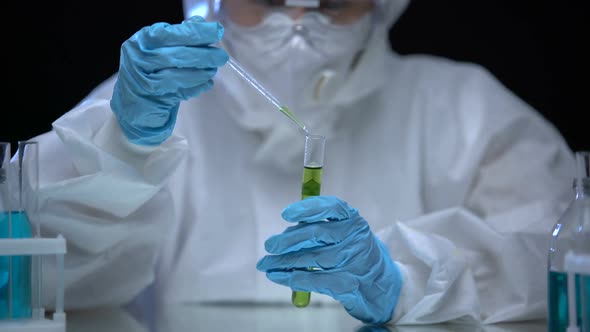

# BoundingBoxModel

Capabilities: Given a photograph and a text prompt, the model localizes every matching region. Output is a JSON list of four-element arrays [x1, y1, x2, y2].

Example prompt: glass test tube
[[18, 141, 40, 319], [292, 134, 326, 308], [574, 152, 590, 332], [0, 142, 13, 318], [0, 141, 36, 319]]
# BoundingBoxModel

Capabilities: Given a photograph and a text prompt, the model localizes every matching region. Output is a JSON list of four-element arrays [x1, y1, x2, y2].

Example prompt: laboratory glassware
[[0, 141, 37, 320], [0, 142, 11, 319], [292, 134, 326, 308], [0, 140, 67, 331], [548, 151, 590, 332], [226, 56, 309, 136]]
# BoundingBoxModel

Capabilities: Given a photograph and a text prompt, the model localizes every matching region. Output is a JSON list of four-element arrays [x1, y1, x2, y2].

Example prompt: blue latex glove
[[256, 196, 402, 325], [111, 16, 229, 146]]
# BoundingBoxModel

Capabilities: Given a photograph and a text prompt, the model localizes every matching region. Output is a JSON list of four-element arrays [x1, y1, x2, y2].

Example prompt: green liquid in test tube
[[292, 134, 326, 308], [225, 55, 319, 307]]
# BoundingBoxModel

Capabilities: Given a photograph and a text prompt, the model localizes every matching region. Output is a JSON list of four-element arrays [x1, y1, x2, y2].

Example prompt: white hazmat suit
[[32, 0, 575, 325]]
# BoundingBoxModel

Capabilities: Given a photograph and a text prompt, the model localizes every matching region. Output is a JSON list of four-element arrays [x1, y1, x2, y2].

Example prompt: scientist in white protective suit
[[32, 0, 576, 326]]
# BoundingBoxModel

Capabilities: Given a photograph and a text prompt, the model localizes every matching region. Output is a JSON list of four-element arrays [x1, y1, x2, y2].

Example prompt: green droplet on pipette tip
[[279, 106, 309, 135]]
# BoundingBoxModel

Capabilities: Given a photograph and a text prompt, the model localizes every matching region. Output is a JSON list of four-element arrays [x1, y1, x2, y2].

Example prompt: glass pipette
[[226, 56, 309, 136]]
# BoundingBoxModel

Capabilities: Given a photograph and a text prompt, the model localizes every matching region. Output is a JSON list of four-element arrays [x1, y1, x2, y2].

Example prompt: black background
[[2, 0, 586, 152]]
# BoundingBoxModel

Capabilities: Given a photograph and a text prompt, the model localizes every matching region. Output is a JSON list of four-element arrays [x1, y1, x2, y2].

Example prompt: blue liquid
[[0, 211, 32, 319], [583, 274, 590, 332], [548, 270, 590, 332]]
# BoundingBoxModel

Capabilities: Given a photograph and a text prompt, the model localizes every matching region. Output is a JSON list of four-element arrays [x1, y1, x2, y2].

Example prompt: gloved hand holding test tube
[[226, 54, 320, 308]]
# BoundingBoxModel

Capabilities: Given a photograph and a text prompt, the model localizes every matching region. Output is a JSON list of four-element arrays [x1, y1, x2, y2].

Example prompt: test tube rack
[[0, 235, 66, 332]]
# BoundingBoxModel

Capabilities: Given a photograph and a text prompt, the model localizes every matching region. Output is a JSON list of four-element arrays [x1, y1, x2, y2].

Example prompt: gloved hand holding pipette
[[111, 16, 229, 146], [256, 196, 403, 325]]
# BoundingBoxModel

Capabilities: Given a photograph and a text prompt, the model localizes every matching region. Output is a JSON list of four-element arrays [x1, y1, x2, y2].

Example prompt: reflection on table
[[66, 303, 547, 332]]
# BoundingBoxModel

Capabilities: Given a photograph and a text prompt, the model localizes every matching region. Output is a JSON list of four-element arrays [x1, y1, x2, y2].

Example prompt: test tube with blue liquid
[[1, 141, 67, 330], [0, 141, 37, 320]]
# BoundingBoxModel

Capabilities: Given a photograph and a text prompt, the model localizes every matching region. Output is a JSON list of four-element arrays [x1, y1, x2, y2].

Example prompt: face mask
[[221, 10, 373, 106], [216, 11, 374, 172]]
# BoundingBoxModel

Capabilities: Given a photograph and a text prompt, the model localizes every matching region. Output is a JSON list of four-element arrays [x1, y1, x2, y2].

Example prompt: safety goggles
[[182, 0, 377, 25], [251, 0, 374, 17], [255, 0, 361, 9]]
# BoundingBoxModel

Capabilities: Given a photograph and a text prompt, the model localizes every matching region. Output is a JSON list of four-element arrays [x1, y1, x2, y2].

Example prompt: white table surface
[[65, 303, 547, 332]]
